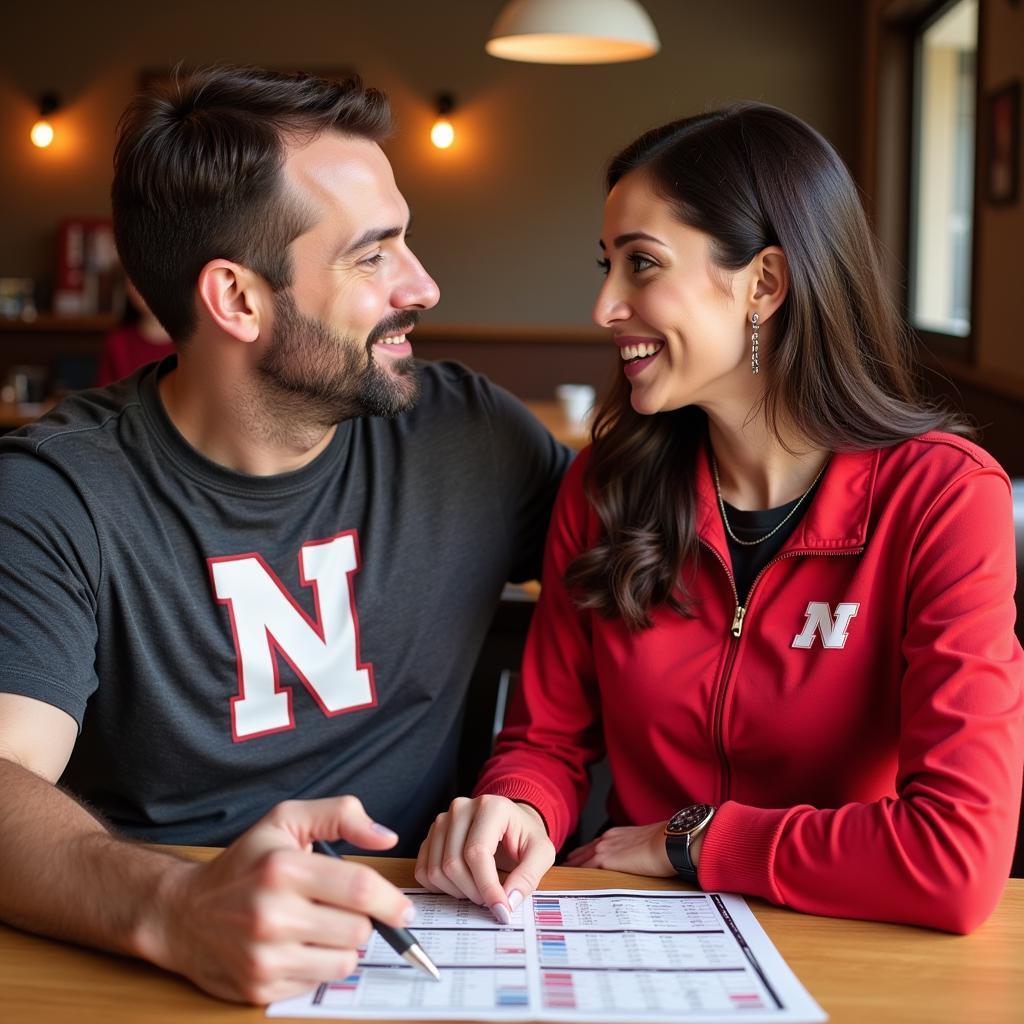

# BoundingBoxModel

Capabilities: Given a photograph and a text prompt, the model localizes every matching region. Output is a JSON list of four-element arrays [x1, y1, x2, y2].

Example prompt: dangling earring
[[750, 312, 760, 375]]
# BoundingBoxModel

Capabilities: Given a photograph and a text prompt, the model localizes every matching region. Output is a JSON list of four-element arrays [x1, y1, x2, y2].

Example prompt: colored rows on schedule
[[537, 933, 569, 965], [541, 970, 576, 1009], [533, 897, 564, 927], [495, 984, 529, 1007], [313, 974, 360, 1005]]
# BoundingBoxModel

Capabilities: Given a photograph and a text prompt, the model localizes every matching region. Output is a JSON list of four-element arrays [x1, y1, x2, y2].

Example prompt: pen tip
[[403, 943, 441, 981]]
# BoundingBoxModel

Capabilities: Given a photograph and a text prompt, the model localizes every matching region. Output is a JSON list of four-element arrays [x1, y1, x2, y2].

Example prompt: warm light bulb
[[31, 119, 54, 148], [430, 117, 455, 150]]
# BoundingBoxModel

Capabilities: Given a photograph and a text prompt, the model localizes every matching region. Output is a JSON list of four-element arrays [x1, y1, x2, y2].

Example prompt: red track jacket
[[477, 433, 1023, 933]]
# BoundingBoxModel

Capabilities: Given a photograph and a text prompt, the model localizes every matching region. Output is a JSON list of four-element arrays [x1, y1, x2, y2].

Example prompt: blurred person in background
[[94, 279, 174, 386]]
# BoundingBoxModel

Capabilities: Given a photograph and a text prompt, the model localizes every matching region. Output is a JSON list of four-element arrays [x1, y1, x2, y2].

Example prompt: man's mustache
[[366, 311, 420, 349]]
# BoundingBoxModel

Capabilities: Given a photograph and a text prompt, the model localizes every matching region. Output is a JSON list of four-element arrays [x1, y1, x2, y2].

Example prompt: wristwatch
[[665, 804, 716, 884]]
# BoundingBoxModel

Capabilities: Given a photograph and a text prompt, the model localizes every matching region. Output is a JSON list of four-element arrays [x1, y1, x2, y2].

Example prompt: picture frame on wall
[[986, 80, 1020, 206]]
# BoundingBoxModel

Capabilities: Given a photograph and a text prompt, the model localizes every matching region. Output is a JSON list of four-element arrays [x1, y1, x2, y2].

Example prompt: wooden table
[[0, 400, 51, 430], [524, 400, 590, 450], [0, 853, 1020, 1023]]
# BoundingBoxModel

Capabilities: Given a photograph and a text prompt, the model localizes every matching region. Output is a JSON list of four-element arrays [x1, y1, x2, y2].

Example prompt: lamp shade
[[486, 0, 660, 64]]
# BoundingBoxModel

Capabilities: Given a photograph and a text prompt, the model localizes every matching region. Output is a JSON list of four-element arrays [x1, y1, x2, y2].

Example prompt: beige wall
[[0, 0, 861, 327], [975, 0, 1024, 383]]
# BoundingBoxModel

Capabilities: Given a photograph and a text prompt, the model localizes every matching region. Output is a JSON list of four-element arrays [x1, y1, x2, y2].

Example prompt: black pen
[[311, 839, 441, 981]]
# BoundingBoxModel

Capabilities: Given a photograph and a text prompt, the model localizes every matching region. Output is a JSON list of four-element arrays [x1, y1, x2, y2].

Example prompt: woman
[[94, 280, 174, 387], [416, 104, 1023, 933]]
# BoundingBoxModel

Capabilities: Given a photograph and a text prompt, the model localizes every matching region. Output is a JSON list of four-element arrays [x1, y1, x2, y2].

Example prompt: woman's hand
[[415, 795, 555, 923], [564, 821, 677, 877]]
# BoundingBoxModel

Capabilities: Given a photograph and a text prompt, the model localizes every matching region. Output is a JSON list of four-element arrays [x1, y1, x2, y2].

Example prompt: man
[[0, 66, 569, 1003]]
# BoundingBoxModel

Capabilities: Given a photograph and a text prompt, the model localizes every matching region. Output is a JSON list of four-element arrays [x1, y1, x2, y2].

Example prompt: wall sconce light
[[486, 0, 660, 65], [430, 93, 456, 150], [30, 93, 60, 149]]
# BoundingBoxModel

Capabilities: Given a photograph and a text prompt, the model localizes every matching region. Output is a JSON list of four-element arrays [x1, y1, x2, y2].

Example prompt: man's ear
[[196, 260, 269, 343], [749, 246, 789, 323]]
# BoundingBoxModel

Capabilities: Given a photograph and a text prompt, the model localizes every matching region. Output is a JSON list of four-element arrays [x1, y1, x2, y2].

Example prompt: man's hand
[[415, 795, 554, 924], [142, 796, 413, 1004], [564, 821, 676, 877]]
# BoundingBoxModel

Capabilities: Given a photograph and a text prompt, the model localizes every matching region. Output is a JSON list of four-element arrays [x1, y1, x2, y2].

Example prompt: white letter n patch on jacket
[[791, 601, 860, 649], [208, 531, 376, 741]]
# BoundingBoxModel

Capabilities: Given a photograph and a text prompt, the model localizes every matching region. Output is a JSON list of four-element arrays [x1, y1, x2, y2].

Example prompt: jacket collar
[[695, 440, 876, 564]]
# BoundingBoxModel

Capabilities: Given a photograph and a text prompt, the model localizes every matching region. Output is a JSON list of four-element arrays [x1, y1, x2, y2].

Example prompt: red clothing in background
[[476, 434, 1023, 933], [94, 326, 173, 386]]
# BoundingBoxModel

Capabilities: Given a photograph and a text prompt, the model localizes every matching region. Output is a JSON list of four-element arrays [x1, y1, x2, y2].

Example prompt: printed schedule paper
[[267, 888, 827, 1022]]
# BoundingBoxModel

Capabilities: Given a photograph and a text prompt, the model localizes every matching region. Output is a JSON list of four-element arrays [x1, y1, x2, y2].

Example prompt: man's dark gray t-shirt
[[0, 359, 571, 853]]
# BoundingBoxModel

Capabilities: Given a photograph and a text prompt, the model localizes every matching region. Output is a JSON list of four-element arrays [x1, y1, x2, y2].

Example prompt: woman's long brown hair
[[566, 104, 970, 631]]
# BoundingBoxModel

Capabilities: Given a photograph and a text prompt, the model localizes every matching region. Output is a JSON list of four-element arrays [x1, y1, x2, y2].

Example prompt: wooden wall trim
[[411, 323, 607, 346], [925, 352, 1024, 405]]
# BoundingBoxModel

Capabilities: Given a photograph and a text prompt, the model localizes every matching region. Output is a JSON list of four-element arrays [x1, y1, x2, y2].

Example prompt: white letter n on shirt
[[791, 602, 860, 649], [209, 531, 375, 741]]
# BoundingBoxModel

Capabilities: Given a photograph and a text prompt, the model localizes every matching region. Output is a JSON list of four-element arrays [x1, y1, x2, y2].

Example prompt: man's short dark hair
[[111, 65, 393, 342]]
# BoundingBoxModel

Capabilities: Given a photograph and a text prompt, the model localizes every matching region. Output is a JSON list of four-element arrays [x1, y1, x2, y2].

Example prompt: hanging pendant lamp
[[486, 0, 660, 65]]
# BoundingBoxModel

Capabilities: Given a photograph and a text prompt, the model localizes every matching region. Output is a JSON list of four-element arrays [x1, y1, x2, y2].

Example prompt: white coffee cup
[[555, 383, 596, 430]]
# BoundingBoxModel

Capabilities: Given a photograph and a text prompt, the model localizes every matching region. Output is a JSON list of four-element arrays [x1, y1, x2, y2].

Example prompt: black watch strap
[[665, 833, 699, 883], [665, 804, 715, 884]]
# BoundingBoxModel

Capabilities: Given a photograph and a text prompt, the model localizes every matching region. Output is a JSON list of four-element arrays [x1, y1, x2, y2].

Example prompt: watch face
[[666, 804, 715, 837]]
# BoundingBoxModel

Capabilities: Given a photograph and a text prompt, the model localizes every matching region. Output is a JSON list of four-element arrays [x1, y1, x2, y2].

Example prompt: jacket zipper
[[699, 541, 863, 803]]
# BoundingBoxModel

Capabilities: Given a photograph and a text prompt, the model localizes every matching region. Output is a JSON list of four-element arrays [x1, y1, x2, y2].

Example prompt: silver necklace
[[711, 453, 829, 547]]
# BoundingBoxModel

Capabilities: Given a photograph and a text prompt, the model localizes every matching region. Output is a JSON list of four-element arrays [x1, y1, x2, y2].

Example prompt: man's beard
[[257, 289, 421, 424]]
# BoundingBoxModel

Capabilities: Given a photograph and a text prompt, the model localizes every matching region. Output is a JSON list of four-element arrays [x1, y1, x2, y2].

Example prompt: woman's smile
[[616, 335, 665, 377]]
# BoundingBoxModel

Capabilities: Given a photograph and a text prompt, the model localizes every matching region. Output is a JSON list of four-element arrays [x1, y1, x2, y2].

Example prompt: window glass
[[909, 0, 977, 338]]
